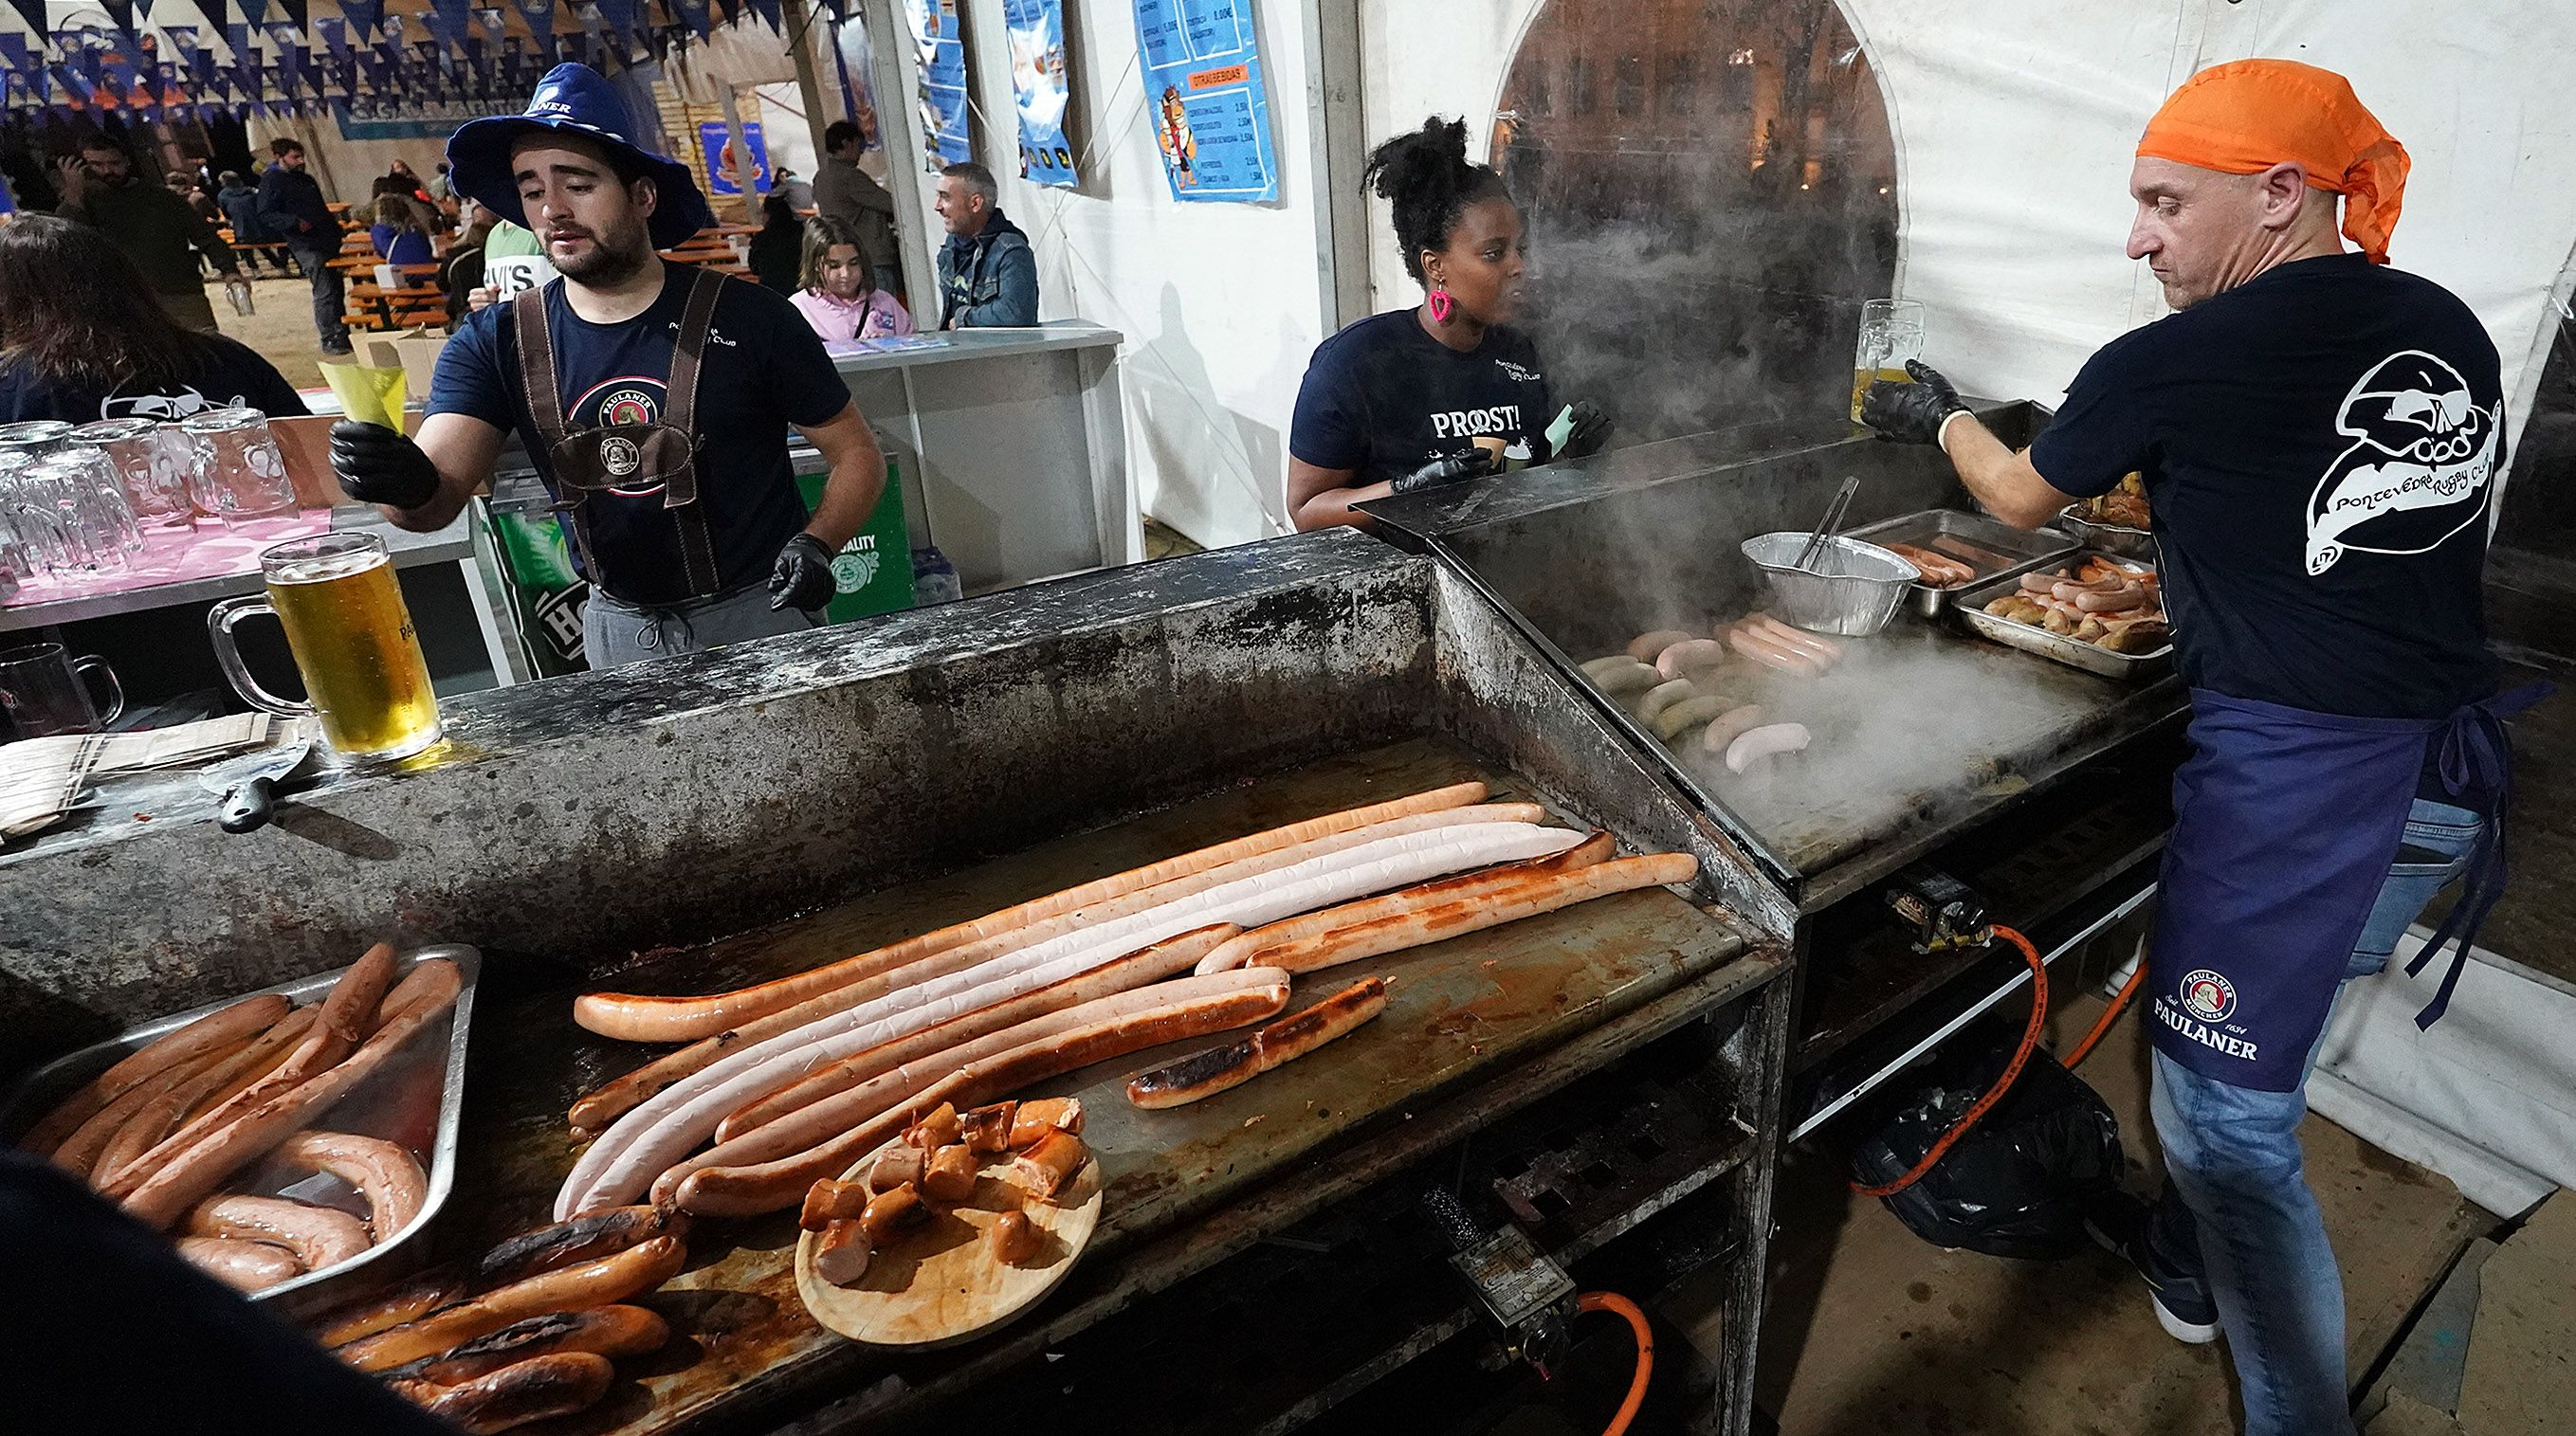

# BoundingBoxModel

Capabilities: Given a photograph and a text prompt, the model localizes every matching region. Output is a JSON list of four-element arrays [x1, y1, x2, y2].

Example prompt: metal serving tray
[[0, 943, 480, 1315], [2055, 506, 2158, 561], [1950, 551, 2173, 681], [1845, 509, 2082, 619]]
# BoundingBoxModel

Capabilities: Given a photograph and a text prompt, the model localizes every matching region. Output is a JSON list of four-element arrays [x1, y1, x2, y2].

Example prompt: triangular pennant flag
[[237, 0, 267, 27], [513, 0, 558, 53], [4, 0, 46, 39], [199, 0, 228, 29], [274, 0, 305, 29], [339, 0, 382, 41], [672, 0, 711, 40], [745, 0, 779, 30], [317, 18, 346, 57]]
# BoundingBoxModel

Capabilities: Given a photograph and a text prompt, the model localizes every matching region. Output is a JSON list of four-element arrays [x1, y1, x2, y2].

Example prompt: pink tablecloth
[[3, 509, 334, 608]]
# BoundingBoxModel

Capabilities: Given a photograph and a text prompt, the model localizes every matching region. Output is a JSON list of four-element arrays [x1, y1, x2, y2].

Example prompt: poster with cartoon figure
[[1002, 0, 1077, 188], [1131, 0, 1278, 202]]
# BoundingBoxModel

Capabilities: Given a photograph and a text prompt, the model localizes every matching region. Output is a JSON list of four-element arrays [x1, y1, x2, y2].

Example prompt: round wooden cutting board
[[795, 1137, 1104, 1348]]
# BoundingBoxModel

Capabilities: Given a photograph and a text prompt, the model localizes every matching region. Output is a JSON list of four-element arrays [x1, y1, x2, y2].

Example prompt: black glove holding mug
[[328, 420, 442, 511], [1859, 359, 1971, 445]]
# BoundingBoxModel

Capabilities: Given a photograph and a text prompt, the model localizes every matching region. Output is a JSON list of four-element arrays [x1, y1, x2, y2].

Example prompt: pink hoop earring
[[1426, 285, 1454, 324]]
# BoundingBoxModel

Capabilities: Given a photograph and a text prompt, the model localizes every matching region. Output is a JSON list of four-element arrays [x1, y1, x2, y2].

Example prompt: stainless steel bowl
[[2055, 506, 2159, 560], [1739, 532, 1921, 636]]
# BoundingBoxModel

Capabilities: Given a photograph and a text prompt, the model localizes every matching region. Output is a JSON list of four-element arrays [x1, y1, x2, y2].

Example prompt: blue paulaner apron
[[2148, 682, 2548, 1092]]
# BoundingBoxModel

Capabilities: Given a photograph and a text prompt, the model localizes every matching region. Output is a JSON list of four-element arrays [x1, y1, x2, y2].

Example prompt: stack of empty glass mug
[[0, 409, 301, 597]]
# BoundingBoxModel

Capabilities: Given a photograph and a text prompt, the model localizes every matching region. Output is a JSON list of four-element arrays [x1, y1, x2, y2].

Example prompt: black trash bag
[[1847, 1023, 2125, 1260]]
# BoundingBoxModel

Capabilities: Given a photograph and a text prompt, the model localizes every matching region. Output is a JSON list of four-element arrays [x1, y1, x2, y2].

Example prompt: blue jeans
[[2149, 798, 2481, 1436]]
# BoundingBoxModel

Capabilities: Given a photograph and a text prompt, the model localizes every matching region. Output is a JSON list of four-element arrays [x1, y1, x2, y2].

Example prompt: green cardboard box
[[797, 457, 913, 624]]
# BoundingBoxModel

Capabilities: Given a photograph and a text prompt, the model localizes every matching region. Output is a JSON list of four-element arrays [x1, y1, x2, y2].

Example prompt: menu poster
[[905, 0, 973, 172], [1002, 0, 1076, 188], [1132, 0, 1278, 203]]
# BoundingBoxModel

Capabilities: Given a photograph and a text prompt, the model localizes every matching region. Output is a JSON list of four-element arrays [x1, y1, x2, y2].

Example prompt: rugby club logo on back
[[2304, 350, 2500, 575]]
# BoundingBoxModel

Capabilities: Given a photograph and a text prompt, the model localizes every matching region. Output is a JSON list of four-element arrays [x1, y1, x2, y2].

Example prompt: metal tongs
[[1793, 475, 1862, 574]]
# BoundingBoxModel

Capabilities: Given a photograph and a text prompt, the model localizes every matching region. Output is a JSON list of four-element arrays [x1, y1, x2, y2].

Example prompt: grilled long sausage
[[52, 1047, 230, 1179], [1726, 626, 1819, 676], [1698, 703, 1770, 756], [178, 1235, 304, 1293], [566, 824, 1576, 1216], [673, 978, 1292, 1216], [1725, 722, 1813, 773], [570, 781, 1489, 1043], [187, 1194, 373, 1271], [18, 993, 291, 1155], [712, 923, 1237, 1141], [418, 1352, 616, 1434], [1192, 833, 1615, 974], [1625, 629, 1697, 663], [96, 1008, 323, 1190], [121, 960, 462, 1230], [471, 1205, 683, 1290], [314, 1270, 469, 1347], [1751, 615, 1844, 665], [317, 943, 402, 1045], [1126, 977, 1389, 1108], [1654, 639, 1732, 682], [571, 923, 1237, 1216], [277, 1132, 429, 1242], [652, 971, 1284, 1207], [1233, 854, 1703, 975], [1654, 694, 1740, 741], [335, 1235, 686, 1372], [390, 1306, 668, 1387]]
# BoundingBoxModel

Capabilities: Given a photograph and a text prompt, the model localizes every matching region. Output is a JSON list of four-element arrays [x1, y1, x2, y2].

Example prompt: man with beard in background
[[1862, 61, 2543, 1436], [53, 135, 249, 332], [327, 64, 886, 669]]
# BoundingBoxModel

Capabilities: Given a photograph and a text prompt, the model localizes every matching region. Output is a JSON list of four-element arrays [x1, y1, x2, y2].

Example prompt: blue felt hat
[[446, 63, 716, 250]]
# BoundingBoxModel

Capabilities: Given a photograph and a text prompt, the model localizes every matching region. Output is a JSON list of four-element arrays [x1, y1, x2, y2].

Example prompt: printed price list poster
[[907, 0, 973, 171], [1132, 0, 1279, 202]]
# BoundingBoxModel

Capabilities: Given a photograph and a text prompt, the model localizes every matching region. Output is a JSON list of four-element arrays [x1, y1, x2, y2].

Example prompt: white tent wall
[[1358, 0, 2576, 474], [903, 0, 1326, 547]]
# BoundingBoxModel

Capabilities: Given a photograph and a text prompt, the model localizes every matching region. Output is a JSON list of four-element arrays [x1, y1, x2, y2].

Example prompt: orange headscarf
[[2136, 59, 2410, 264]]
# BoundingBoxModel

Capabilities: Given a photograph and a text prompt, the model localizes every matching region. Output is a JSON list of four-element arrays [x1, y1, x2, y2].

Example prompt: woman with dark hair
[[1287, 117, 1608, 531], [0, 214, 308, 423], [370, 194, 435, 266], [746, 192, 805, 294], [789, 215, 913, 341]]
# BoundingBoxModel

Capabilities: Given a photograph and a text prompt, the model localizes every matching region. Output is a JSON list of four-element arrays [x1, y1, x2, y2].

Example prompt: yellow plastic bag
[[318, 361, 409, 436]]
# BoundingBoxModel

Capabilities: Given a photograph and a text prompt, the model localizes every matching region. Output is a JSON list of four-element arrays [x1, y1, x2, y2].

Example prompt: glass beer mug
[[207, 533, 443, 761], [1851, 298, 1927, 422]]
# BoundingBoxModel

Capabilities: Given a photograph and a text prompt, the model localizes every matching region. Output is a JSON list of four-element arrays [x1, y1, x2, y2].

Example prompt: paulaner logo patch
[[2305, 350, 2499, 576], [2155, 968, 2258, 1063]]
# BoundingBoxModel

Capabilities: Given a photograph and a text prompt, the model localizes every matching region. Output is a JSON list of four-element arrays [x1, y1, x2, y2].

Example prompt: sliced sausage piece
[[570, 781, 1489, 1044], [857, 1183, 927, 1245], [867, 1147, 926, 1193], [799, 1178, 871, 1232], [277, 1132, 429, 1243], [958, 1101, 1016, 1153], [1014, 1129, 1088, 1201], [178, 1235, 304, 1293], [1008, 1098, 1085, 1148], [420, 1352, 615, 1435], [813, 1219, 873, 1286], [902, 1102, 962, 1152], [991, 1209, 1042, 1266], [186, 1194, 374, 1272], [1625, 628, 1698, 662], [18, 993, 291, 1157], [1725, 722, 1814, 774], [922, 1144, 979, 1203]]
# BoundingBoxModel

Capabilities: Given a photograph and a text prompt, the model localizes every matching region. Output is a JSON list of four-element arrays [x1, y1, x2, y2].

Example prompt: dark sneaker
[[2086, 1191, 2220, 1344]]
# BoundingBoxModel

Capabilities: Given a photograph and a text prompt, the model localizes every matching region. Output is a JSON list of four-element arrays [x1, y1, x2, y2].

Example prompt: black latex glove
[[1389, 446, 1496, 496], [1560, 399, 1611, 460], [328, 419, 442, 510], [1860, 358, 1970, 445], [768, 533, 838, 611]]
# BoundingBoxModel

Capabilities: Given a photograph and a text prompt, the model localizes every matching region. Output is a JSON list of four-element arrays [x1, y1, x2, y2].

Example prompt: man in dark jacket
[[255, 137, 352, 356], [932, 162, 1038, 328], [53, 136, 247, 332], [813, 120, 902, 298], [213, 172, 284, 276]]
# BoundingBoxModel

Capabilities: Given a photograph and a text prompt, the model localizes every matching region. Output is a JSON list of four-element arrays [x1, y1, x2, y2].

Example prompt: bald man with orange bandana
[[1864, 61, 2547, 1436]]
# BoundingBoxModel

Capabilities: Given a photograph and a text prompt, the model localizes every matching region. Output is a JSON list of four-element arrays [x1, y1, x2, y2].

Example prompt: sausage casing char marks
[[1126, 977, 1391, 1109], [420, 1351, 616, 1436]]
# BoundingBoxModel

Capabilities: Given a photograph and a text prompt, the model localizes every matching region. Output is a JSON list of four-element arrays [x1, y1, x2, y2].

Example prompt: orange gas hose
[[1851, 924, 2048, 1199], [2064, 951, 2148, 1069], [1576, 1291, 1654, 1436]]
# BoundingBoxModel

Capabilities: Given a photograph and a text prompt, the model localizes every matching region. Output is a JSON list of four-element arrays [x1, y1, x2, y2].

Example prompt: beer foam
[[271, 549, 390, 585]]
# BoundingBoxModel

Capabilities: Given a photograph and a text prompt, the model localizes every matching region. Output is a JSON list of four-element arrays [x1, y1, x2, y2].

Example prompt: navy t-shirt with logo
[[0, 336, 310, 425], [2030, 253, 2502, 720], [1289, 310, 1556, 486], [429, 267, 852, 606]]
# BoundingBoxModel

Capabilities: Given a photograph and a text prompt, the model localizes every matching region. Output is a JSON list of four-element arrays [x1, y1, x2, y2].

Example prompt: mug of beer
[[207, 532, 443, 761], [1851, 298, 1927, 422]]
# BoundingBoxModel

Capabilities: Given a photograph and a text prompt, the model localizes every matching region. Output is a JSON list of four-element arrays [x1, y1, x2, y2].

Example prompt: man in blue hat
[[329, 64, 886, 668]]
